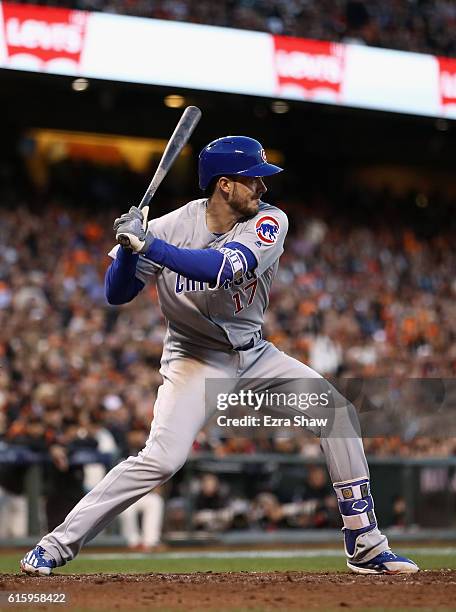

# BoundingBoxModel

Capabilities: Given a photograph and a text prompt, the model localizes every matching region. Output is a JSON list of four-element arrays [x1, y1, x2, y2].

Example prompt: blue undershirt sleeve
[[143, 238, 257, 288], [105, 247, 145, 305]]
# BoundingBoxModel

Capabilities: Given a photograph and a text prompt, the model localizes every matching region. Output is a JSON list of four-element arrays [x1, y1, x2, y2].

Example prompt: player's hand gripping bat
[[116, 105, 202, 249]]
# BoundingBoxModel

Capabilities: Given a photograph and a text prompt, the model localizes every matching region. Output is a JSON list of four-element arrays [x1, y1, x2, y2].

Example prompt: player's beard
[[230, 199, 259, 218], [229, 185, 261, 218]]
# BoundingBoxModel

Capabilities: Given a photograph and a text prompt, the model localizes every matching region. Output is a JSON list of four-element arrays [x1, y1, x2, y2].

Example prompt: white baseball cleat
[[20, 546, 57, 576], [347, 550, 419, 574]]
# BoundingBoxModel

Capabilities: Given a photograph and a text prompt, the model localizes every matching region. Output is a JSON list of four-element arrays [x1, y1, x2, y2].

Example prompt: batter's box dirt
[[1, 570, 455, 611]]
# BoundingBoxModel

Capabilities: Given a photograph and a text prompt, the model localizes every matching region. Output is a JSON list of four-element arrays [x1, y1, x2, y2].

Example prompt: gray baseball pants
[[39, 339, 388, 564]]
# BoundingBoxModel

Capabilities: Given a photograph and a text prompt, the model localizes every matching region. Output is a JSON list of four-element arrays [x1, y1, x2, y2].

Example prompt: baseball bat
[[117, 105, 202, 247]]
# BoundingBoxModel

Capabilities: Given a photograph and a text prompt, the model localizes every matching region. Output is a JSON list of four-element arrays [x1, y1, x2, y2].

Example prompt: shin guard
[[333, 477, 379, 560]]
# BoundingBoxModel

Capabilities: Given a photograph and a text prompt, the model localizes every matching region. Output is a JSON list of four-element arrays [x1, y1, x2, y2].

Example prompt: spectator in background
[[343, 0, 371, 45], [391, 495, 407, 528], [0, 480, 27, 538], [0, 414, 49, 538], [300, 466, 340, 529], [163, 497, 188, 533], [192, 473, 233, 532], [0, 467, 28, 539], [83, 412, 119, 492], [250, 492, 285, 531], [44, 418, 98, 531], [308, 333, 343, 375]]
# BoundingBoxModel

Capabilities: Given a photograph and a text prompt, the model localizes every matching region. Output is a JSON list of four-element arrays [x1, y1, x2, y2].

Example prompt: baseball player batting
[[21, 136, 418, 576]]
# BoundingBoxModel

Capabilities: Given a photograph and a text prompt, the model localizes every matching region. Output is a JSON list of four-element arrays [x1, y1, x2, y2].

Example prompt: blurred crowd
[[0, 156, 455, 538], [14, 0, 456, 58]]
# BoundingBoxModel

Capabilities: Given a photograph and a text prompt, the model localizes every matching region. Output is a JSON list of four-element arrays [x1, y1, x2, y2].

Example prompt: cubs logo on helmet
[[256, 216, 280, 245]]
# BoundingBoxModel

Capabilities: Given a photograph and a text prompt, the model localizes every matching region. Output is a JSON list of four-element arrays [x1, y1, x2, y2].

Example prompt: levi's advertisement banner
[[0, 1, 455, 119], [0, 2, 88, 73], [273, 35, 345, 102], [437, 57, 456, 115]]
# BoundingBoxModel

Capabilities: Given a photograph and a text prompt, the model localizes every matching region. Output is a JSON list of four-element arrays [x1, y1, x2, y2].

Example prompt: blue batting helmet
[[198, 136, 283, 190]]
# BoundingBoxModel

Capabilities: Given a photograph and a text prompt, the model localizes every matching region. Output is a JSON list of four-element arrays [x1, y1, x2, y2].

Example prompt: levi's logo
[[2, 3, 88, 71], [438, 57, 456, 112], [273, 36, 345, 101]]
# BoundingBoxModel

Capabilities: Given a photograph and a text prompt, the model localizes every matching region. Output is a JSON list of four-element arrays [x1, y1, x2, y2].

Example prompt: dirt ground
[[2, 570, 456, 611]]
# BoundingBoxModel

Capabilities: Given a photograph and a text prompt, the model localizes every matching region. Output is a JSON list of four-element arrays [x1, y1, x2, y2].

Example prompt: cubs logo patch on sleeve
[[255, 216, 280, 245]]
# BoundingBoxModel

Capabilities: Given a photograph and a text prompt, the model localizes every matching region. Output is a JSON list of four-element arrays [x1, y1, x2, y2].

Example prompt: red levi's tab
[[1, 2, 88, 73], [273, 35, 345, 103]]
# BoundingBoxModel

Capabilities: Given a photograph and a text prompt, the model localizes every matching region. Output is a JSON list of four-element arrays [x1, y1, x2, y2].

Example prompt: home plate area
[[2, 569, 456, 610]]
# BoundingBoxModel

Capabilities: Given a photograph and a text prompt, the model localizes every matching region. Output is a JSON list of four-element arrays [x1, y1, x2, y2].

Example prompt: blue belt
[[235, 330, 262, 351]]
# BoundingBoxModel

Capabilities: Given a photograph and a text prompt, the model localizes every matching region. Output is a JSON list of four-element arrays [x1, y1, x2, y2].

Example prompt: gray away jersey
[[108, 199, 288, 351]]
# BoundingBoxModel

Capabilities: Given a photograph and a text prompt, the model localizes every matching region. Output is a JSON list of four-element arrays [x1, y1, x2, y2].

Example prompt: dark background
[[2, 68, 456, 188]]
